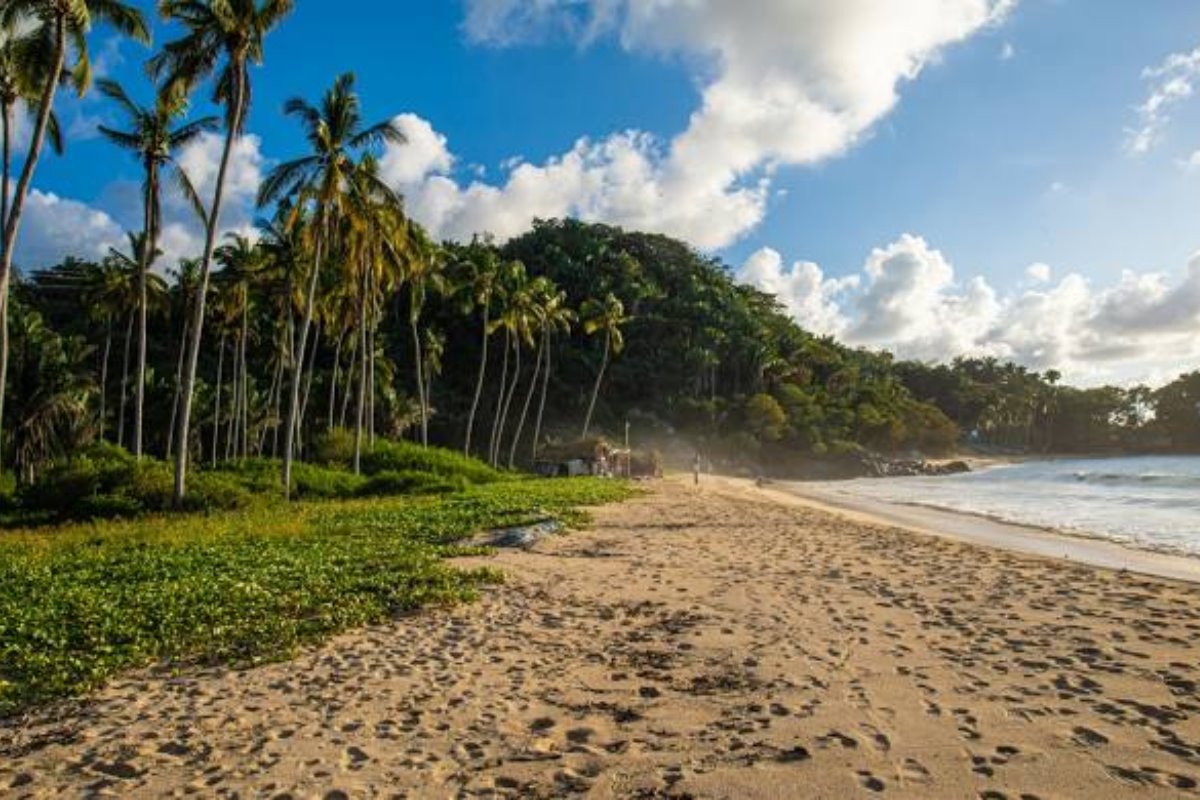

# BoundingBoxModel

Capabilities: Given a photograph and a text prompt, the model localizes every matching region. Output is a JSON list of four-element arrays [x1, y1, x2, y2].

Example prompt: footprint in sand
[[856, 770, 886, 792]]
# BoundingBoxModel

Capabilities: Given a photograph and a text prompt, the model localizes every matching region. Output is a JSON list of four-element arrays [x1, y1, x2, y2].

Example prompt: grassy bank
[[0, 477, 635, 716]]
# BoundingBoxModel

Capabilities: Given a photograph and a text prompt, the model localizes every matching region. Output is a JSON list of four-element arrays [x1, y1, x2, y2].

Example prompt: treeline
[[896, 360, 1200, 455], [13, 212, 1199, 487], [1, 2, 1195, 499]]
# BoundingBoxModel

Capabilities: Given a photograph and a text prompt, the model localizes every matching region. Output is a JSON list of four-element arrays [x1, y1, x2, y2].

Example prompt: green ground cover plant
[[0, 477, 635, 716]]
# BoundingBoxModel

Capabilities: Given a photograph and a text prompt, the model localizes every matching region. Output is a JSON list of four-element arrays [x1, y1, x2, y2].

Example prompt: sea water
[[819, 456, 1200, 556]]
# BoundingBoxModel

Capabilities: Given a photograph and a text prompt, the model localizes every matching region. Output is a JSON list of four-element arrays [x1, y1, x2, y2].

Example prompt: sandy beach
[[4, 477, 1200, 798]]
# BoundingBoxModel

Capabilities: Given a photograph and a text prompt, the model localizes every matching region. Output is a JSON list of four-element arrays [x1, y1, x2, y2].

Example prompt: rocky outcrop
[[777, 452, 971, 481]]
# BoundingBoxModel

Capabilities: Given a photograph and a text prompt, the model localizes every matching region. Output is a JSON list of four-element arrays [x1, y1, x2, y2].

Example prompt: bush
[[184, 471, 255, 513], [79, 493, 143, 520], [309, 428, 357, 467], [21, 446, 139, 519], [356, 470, 465, 497], [360, 440, 502, 485], [291, 462, 365, 500]]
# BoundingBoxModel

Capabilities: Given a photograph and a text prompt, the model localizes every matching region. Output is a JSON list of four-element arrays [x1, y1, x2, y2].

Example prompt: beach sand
[[4, 477, 1200, 798]]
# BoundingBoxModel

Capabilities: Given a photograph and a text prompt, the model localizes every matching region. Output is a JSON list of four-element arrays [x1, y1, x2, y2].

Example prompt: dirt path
[[4, 478, 1200, 798]]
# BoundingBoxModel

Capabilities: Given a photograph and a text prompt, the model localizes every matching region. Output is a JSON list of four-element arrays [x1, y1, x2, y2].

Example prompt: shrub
[[184, 471, 255, 513], [360, 440, 502, 485], [356, 470, 465, 497], [79, 493, 143, 520], [309, 428, 357, 467], [291, 462, 365, 500]]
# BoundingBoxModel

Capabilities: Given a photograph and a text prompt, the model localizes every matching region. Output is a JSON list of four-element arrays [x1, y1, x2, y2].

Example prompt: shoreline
[[768, 477, 1200, 585]]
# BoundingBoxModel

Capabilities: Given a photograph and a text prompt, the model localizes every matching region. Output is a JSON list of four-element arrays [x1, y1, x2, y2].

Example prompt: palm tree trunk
[[175, 71, 246, 503], [226, 331, 238, 462], [99, 316, 113, 442], [497, 338, 522, 466], [1, 99, 11, 238], [464, 307, 490, 457], [581, 334, 611, 439], [531, 331, 551, 462], [340, 333, 357, 429], [211, 332, 225, 468], [118, 312, 135, 449], [0, 102, 10, 464], [298, 323, 319, 453], [488, 330, 510, 467], [353, 278, 368, 475], [411, 315, 427, 447], [166, 298, 190, 459], [260, 352, 281, 455], [0, 16, 66, 461], [134, 164, 157, 459], [240, 301, 249, 459], [282, 217, 325, 498], [328, 328, 344, 430], [367, 314, 376, 446], [509, 333, 543, 468]]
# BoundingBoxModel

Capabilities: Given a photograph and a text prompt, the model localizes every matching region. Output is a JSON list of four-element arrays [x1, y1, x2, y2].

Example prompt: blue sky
[[15, 0, 1200, 383]]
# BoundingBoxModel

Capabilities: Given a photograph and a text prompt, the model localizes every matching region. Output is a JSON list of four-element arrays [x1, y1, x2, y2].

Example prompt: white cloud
[[1127, 44, 1200, 155], [1000, 41, 1015, 61], [12, 132, 269, 271], [736, 247, 854, 336], [12, 190, 125, 269], [738, 235, 1200, 385], [1025, 262, 1051, 283], [408, 0, 1016, 246], [1184, 150, 1200, 170]]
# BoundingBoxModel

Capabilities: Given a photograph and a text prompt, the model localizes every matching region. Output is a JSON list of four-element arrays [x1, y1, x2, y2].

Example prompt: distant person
[[693, 452, 702, 485]]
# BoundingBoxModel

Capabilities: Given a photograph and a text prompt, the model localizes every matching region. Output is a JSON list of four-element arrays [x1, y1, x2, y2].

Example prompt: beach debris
[[486, 518, 564, 549]]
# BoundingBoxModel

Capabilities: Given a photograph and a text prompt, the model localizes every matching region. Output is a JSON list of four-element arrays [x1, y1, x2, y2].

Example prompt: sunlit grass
[[0, 478, 636, 716]]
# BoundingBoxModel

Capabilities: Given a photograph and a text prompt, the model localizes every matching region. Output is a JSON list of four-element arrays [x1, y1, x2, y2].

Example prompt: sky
[[11, 0, 1200, 386]]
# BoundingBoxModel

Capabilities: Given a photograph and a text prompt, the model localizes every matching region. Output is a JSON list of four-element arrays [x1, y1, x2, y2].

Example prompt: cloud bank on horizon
[[13, 1, 1200, 386]]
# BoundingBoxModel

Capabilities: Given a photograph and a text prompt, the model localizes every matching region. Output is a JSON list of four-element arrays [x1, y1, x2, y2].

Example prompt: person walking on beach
[[693, 451, 702, 485]]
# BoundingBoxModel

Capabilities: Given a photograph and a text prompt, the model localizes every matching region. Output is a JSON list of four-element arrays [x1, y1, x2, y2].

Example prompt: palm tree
[[255, 204, 306, 456], [580, 292, 629, 439], [165, 258, 201, 458], [257, 72, 403, 495], [507, 276, 553, 467], [151, 0, 293, 503], [96, 78, 216, 459], [456, 243, 503, 458], [106, 234, 166, 449], [487, 259, 530, 467], [214, 233, 262, 459], [529, 282, 574, 462], [403, 226, 444, 447], [7, 301, 94, 482], [0, 0, 147, 458]]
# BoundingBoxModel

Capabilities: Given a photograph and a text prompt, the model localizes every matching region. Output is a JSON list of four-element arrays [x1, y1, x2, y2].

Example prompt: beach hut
[[534, 437, 616, 477]]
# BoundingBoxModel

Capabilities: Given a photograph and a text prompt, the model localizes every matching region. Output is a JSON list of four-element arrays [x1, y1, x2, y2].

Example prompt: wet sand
[[3, 477, 1200, 798], [780, 480, 1200, 584]]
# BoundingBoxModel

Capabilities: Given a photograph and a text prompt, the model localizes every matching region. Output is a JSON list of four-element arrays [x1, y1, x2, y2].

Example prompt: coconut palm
[[96, 78, 216, 458], [165, 257, 201, 459], [257, 72, 403, 495], [105, 234, 166, 448], [455, 244, 503, 458], [214, 233, 263, 459], [151, 0, 293, 502], [507, 276, 558, 467], [0, 0, 147, 459], [403, 225, 444, 447], [487, 259, 530, 467], [528, 282, 574, 463], [7, 301, 94, 482], [580, 292, 629, 439]]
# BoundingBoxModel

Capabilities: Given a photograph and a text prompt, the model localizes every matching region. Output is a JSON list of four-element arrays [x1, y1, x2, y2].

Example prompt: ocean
[[816, 455, 1200, 557]]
